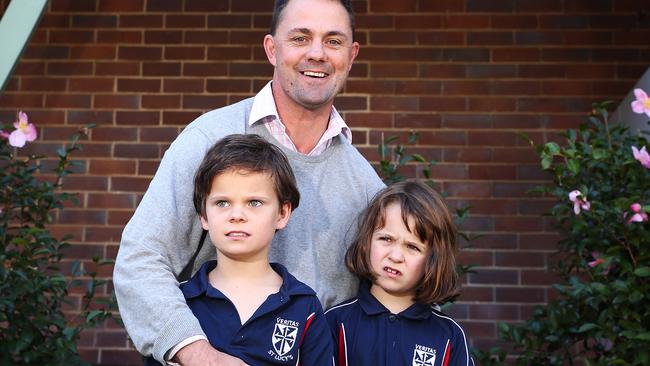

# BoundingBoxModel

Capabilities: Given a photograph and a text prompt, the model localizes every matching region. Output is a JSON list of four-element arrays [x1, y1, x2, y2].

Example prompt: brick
[[443, 148, 492, 163], [332, 96, 367, 111], [0, 94, 43, 108], [494, 216, 544, 232], [163, 79, 204, 93], [182, 95, 227, 110], [47, 62, 93, 76], [67, 111, 114, 125], [117, 79, 161, 93], [142, 95, 181, 109], [469, 304, 520, 320], [394, 113, 441, 128], [185, 0, 229, 12], [99, 349, 142, 365], [166, 15, 206, 28], [356, 15, 394, 29], [468, 131, 518, 146], [417, 131, 466, 146], [69, 78, 114, 92], [59, 210, 107, 225], [49, 30, 94, 44], [441, 15, 489, 28], [539, 15, 589, 29], [521, 270, 561, 286], [115, 111, 160, 126], [95, 62, 140, 76], [89, 159, 136, 175], [493, 148, 538, 163], [420, 97, 466, 112], [469, 165, 516, 180], [90, 127, 138, 142], [23, 46, 69, 60], [70, 46, 116, 60], [515, 31, 564, 45], [87, 193, 136, 209], [345, 112, 394, 129], [370, 63, 417, 78], [491, 15, 538, 29], [492, 47, 540, 62], [496, 252, 545, 268], [147, 0, 182, 12], [444, 182, 493, 198], [496, 287, 546, 303], [183, 62, 229, 76], [97, 30, 142, 44], [144, 31, 183, 45], [591, 48, 640, 62], [183, 31, 229, 45], [114, 144, 160, 159], [95, 330, 127, 347], [40, 14, 71, 28], [207, 15, 252, 29], [469, 97, 516, 112], [442, 48, 490, 62], [119, 46, 163, 61], [206, 79, 252, 93], [369, 31, 417, 45], [99, 0, 143, 12], [230, 62, 274, 77], [16, 110, 66, 125], [468, 267, 519, 285], [163, 111, 199, 126], [41, 126, 90, 141], [419, 64, 465, 78], [566, 0, 612, 12], [72, 15, 117, 28], [370, 96, 418, 111], [85, 227, 124, 242], [45, 94, 92, 109], [111, 177, 153, 192], [139, 161, 161, 175], [94, 95, 139, 109], [120, 15, 163, 28], [51, 0, 96, 12], [492, 81, 541, 95], [21, 77, 67, 91], [467, 32, 514, 45], [143, 62, 182, 77], [541, 48, 592, 62], [231, 0, 278, 12], [164, 46, 206, 60], [463, 199, 518, 215], [458, 250, 493, 267], [61, 244, 105, 260], [141, 127, 179, 142], [14, 62, 45, 75], [457, 286, 493, 302], [370, 0, 416, 12]]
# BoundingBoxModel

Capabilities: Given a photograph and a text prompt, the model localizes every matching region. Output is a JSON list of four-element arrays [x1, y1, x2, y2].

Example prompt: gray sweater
[[113, 97, 384, 362]]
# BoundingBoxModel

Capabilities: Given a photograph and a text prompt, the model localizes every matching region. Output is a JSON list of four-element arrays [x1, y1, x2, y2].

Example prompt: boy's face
[[201, 169, 291, 262]]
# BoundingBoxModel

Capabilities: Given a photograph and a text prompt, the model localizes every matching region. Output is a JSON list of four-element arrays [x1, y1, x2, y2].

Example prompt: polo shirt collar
[[357, 281, 432, 320], [180, 260, 315, 300]]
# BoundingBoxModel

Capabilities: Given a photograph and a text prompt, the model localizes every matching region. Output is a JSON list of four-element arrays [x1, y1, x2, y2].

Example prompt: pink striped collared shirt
[[248, 82, 352, 156]]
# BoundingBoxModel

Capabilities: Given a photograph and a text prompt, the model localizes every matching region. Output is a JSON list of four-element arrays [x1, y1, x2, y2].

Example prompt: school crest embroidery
[[412, 344, 436, 366], [272, 318, 299, 357]]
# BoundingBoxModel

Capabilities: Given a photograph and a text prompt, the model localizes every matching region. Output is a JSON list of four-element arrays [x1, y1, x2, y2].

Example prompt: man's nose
[[306, 40, 326, 61]]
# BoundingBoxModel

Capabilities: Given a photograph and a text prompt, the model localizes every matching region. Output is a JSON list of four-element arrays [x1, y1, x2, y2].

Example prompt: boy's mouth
[[226, 231, 249, 238]]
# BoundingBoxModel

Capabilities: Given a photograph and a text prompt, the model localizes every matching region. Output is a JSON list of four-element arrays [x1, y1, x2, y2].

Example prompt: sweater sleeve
[[298, 301, 334, 366], [113, 126, 214, 363]]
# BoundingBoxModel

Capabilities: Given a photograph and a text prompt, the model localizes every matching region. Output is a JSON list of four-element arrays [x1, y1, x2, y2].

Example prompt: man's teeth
[[303, 71, 326, 78]]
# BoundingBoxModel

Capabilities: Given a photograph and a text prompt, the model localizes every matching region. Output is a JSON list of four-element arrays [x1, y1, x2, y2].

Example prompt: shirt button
[[388, 314, 397, 322]]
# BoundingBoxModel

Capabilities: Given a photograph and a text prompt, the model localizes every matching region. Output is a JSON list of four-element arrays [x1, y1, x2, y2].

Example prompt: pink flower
[[632, 146, 650, 169], [588, 251, 605, 268], [631, 88, 650, 117], [8, 111, 37, 148], [569, 190, 590, 215], [626, 202, 648, 223]]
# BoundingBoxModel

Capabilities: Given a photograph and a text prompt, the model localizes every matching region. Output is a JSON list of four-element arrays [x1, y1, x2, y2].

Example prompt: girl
[[326, 180, 474, 366]]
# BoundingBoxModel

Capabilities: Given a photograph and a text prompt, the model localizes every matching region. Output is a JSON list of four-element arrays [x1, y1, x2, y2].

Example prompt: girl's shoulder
[[428, 307, 469, 338], [324, 297, 361, 317]]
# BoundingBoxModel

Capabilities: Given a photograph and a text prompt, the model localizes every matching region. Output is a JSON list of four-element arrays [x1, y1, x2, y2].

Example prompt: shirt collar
[[248, 81, 352, 142], [357, 281, 432, 320], [180, 260, 315, 300]]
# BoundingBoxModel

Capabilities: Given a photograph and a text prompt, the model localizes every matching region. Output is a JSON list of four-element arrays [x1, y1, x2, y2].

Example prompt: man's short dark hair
[[270, 0, 356, 40], [193, 134, 300, 218]]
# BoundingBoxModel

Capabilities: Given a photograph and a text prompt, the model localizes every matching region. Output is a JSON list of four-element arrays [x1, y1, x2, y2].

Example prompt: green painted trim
[[0, 0, 49, 93]]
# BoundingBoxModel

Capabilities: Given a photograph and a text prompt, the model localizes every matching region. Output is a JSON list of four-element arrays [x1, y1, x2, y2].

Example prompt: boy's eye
[[248, 200, 263, 207], [215, 200, 229, 208]]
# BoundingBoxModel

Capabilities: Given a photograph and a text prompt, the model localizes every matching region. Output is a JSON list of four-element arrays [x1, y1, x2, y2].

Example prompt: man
[[113, 0, 384, 365]]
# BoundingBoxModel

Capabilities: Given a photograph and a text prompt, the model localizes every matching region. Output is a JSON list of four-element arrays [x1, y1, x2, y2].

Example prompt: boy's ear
[[200, 214, 209, 230], [276, 202, 292, 230]]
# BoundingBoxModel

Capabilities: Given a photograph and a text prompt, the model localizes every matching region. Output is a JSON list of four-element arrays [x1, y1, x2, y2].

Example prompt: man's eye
[[292, 36, 308, 43], [215, 201, 229, 208], [326, 39, 342, 47], [249, 200, 263, 207]]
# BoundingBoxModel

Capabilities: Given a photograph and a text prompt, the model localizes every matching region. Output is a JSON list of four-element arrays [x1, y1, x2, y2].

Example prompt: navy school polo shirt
[[148, 261, 333, 366], [325, 282, 474, 366]]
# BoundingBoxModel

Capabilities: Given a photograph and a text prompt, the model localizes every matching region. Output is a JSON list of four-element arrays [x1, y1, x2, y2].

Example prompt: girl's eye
[[378, 235, 392, 242], [215, 200, 229, 208], [407, 244, 422, 253], [249, 200, 263, 207]]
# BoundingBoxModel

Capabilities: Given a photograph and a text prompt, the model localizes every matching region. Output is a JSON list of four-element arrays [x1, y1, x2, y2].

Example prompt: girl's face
[[369, 203, 430, 303]]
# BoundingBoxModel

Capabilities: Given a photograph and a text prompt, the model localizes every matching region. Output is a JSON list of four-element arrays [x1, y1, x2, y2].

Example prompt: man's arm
[[113, 127, 215, 362]]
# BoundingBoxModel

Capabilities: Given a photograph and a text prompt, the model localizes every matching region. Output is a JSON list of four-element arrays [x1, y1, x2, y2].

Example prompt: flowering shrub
[[476, 91, 650, 365], [0, 112, 114, 365]]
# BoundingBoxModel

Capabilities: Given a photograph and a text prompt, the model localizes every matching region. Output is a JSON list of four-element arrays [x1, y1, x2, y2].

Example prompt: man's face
[[264, 0, 359, 111]]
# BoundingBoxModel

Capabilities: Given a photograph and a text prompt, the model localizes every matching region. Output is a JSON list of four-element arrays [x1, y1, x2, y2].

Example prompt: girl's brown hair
[[346, 180, 460, 304]]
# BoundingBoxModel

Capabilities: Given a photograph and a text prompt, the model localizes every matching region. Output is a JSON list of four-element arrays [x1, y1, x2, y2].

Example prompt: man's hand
[[174, 340, 249, 366]]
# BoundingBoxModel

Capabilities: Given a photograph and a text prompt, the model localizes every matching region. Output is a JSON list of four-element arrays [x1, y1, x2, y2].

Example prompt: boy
[[146, 134, 333, 365]]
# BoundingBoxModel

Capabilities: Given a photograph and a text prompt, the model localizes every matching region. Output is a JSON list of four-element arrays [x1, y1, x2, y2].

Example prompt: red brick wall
[[1, 0, 648, 364]]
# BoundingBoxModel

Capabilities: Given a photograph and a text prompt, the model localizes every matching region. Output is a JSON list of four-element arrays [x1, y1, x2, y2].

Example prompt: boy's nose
[[229, 206, 246, 222]]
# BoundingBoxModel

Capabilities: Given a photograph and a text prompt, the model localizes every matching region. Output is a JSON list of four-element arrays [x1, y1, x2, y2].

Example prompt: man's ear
[[263, 34, 277, 67], [276, 202, 292, 230], [348, 41, 360, 71]]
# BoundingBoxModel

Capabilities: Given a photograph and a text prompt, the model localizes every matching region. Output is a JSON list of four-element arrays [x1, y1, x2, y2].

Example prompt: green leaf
[[86, 310, 104, 322], [592, 148, 608, 160], [545, 142, 561, 155], [541, 156, 553, 170], [635, 333, 650, 341], [576, 323, 598, 333], [567, 159, 580, 175], [634, 267, 650, 277]]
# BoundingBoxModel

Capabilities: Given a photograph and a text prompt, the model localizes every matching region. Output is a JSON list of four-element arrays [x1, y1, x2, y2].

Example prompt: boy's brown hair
[[345, 180, 460, 304], [193, 134, 300, 218]]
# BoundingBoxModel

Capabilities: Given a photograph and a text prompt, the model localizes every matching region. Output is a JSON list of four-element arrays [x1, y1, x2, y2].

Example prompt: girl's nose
[[387, 246, 405, 262]]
